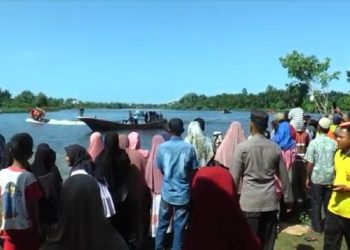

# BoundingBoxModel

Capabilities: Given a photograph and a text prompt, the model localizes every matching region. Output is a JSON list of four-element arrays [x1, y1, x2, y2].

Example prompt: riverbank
[[0, 107, 62, 114]]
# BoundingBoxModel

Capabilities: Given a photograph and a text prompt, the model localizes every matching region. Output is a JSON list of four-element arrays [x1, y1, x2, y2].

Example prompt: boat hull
[[25, 117, 50, 124], [78, 117, 168, 132]]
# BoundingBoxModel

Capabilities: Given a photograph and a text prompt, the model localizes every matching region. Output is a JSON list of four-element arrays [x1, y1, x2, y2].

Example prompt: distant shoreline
[[0, 107, 256, 114]]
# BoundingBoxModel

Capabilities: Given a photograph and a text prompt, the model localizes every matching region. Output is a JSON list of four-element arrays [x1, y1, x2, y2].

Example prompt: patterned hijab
[[185, 121, 213, 166]]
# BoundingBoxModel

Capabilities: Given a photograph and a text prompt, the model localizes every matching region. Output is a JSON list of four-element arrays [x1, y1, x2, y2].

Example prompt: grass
[[275, 231, 325, 250], [275, 227, 348, 250]]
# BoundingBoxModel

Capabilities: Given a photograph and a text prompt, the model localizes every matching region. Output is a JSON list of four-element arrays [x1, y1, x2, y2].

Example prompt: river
[[1, 109, 257, 178]]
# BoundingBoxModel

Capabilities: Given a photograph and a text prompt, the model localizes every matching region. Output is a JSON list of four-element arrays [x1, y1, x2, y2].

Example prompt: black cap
[[250, 110, 269, 130], [168, 118, 185, 135], [194, 117, 205, 131]]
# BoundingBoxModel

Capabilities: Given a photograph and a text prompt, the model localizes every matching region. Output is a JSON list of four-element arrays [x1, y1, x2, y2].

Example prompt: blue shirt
[[272, 121, 295, 150], [156, 136, 198, 205]]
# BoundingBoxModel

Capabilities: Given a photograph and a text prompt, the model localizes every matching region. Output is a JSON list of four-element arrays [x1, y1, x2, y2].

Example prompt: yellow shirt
[[328, 150, 350, 218]]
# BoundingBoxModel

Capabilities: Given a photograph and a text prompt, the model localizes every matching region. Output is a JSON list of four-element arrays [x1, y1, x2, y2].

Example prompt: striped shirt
[[288, 107, 304, 132]]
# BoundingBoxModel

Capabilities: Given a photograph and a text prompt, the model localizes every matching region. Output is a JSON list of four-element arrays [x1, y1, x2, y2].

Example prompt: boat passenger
[[30, 107, 45, 121], [78, 107, 85, 117]]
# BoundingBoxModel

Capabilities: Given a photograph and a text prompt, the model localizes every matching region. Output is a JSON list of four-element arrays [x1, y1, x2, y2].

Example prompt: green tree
[[178, 93, 199, 109], [347, 70, 350, 82], [241, 88, 248, 96], [14, 90, 35, 107], [34, 92, 49, 107], [280, 50, 341, 114], [0, 88, 11, 106]]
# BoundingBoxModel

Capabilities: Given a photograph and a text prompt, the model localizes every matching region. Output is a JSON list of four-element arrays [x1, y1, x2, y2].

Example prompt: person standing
[[155, 118, 198, 250], [288, 99, 304, 133], [0, 133, 43, 250], [323, 123, 350, 250], [214, 121, 246, 169], [231, 110, 293, 250], [185, 121, 214, 167], [184, 166, 261, 250], [304, 117, 336, 233]]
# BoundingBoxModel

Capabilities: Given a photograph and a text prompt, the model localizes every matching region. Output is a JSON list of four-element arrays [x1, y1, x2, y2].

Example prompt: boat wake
[[25, 118, 85, 126]]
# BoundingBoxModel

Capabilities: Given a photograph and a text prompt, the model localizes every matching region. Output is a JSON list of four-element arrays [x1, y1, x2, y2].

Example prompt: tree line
[[1, 50, 349, 113]]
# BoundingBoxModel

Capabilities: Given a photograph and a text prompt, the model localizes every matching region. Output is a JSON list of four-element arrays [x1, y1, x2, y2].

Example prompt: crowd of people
[[1, 104, 350, 250]]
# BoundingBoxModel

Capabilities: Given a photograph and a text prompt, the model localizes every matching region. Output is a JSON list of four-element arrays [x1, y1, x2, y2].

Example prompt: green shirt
[[304, 134, 337, 185]]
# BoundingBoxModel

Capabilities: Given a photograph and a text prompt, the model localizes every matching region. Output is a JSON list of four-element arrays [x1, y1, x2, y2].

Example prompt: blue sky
[[0, 0, 349, 104]]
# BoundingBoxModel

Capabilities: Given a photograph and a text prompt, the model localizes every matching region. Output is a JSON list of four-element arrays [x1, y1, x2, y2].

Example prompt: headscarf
[[41, 175, 128, 250], [128, 131, 149, 159], [185, 121, 214, 166], [31, 143, 62, 225], [94, 132, 131, 205], [118, 134, 146, 202], [118, 134, 130, 149], [214, 121, 246, 169], [31, 143, 56, 177], [87, 132, 104, 162], [65, 144, 94, 176], [145, 135, 165, 194], [184, 167, 261, 250]]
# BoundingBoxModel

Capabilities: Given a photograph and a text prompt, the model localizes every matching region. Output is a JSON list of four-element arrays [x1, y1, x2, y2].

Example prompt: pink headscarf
[[128, 131, 149, 159], [145, 135, 165, 194], [214, 122, 246, 169], [87, 132, 104, 162], [118, 134, 130, 149]]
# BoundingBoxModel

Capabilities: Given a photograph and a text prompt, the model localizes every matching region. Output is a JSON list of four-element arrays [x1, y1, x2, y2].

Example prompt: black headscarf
[[65, 144, 94, 176], [41, 174, 128, 250], [31, 144, 62, 225], [31, 143, 56, 177], [94, 132, 131, 205]]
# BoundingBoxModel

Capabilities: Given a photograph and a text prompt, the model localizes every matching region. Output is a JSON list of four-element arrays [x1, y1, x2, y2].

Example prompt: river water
[[0, 109, 254, 178]]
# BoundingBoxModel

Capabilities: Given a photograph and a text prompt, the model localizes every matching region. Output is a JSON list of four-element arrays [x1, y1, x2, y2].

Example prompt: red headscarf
[[214, 121, 246, 169], [184, 167, 261, 250], [145, 135, 165, 194]]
